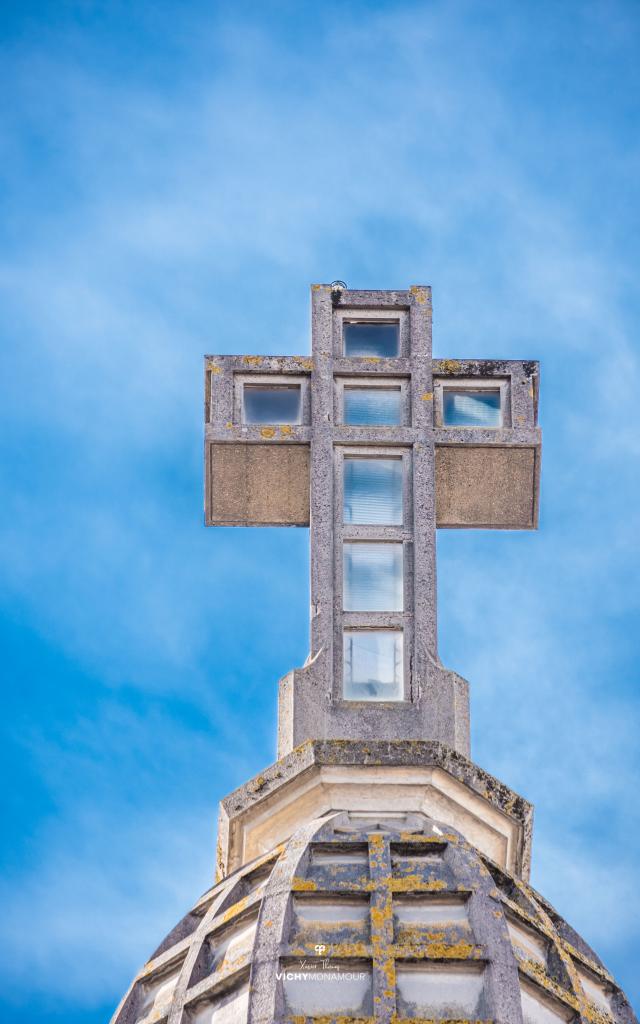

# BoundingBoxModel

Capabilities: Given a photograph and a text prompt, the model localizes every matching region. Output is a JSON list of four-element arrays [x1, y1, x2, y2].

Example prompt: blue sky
[[1, 0, 639, 1019]]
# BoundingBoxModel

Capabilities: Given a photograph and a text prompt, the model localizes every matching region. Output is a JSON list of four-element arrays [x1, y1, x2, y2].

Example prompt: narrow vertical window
[[343, 543, 403, 611], [343, 631, 403, 701], [343, 458, 403, 525], [344, 387, 402, 425]]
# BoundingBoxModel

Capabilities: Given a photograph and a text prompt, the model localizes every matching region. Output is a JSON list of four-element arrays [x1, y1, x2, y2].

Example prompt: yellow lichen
[[399, 833, 445, 844], [439, 359, 461, 374], [208, 362, 222, 374], [421, 392, 433, 401], [520, 957, 580, 1011], [242, 355, 263, 364], [410, 285, 428, 304], [280, 424, 293, 436], [291, 877, 317, 891], [423, 940, 477, 959], [260, 427, 276, 438], [391, 876, 447, 892], [219, 895, 248, 923]]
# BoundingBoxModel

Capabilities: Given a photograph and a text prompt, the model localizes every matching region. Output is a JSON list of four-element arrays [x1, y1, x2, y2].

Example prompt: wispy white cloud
[[0, 805, 214, 1002], [1, 0, 639, 1012]]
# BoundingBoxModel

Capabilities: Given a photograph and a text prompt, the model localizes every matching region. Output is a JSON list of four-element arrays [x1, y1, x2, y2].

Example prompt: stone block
[[206, 442, 310, 526], [435, 445, 538, 528]]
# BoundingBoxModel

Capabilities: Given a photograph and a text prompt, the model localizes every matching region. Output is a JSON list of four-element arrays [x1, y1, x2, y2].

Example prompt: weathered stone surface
[[206, 441, 539, 530], [277, 650, 471, 757], [207, 442, 310, 526], [217, 739, 533, 881], [436, 445, 538, 528], [111, 811, 638, 1024]]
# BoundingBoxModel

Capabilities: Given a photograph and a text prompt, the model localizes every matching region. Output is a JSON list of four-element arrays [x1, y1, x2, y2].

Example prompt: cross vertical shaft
[[204, 283, 540, 760]]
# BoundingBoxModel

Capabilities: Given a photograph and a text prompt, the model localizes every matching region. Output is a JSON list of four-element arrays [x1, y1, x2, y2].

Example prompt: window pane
[[344, 458, 403, 524], [442, 389, 500, 427], [344, 322, 399, 357], [344, 387, 402, 425], [243, 385, 301, 424], [343, 543, 403, 611], [343, 631, 403, 700]]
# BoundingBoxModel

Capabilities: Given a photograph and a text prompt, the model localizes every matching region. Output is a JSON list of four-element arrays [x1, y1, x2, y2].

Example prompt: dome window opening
[[192, 910, 259, 984], [281, 958, 373, 1016], [186, 976, 250, 1024], [292, 895, 370, 944], [395, 962, 485, 1019], [506, 913, 548, 967], [393, 894, 470, 928], [519, 977, 577, 1023], [575, 964, 613, 1017]]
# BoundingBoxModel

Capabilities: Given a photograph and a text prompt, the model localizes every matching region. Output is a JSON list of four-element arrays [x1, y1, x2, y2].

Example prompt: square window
[[243, 384, 302, 424], [343, 543, 403, 611], [344, 387, 402, 425], [344, 321, 399, 358], [343, 631, 403, 701], [343, 458, 403, 525], [442, 388, 501, 427]]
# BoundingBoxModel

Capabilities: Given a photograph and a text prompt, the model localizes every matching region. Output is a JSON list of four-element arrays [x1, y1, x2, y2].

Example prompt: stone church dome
[[110, 811, 636, 1024]]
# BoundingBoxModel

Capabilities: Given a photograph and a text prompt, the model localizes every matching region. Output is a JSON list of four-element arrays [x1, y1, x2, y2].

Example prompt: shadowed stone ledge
[[217, 739, 533, 883]]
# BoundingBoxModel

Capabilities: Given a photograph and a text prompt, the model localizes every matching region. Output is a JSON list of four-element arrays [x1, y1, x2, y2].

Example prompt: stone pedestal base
[[217, 740, 532, 881]]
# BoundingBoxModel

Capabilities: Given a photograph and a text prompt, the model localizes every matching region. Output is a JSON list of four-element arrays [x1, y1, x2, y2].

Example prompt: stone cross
[[204, 284, 540, 760]]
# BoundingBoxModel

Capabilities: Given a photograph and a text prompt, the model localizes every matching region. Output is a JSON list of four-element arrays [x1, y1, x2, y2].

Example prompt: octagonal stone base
[[217, 740, 532, 882]]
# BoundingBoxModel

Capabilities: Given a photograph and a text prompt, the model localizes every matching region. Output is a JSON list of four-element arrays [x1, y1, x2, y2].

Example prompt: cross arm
[[204, 353, 540, 531], [432, 358, 541, 529]]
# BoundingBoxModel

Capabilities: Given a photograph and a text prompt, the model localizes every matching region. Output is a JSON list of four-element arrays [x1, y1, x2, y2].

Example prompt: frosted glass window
[[294, 897, 369, 925], [343, 631, 403, 701], [283, 962, 372, 1015], [344, 321, 399, 357], [343, 543, 403, 611], [343, 458, 403, 525], [243, 384, 301, 424], [520, 980, 575, 1023], [394, 896, 469, 926], [443, 388, 501, 427], [575, 967, 612, 1015], [396, 964, 484, 1018], [209, 915, 257, 974], [344, 387, 402, 425], [137, 962, 182, 1021], [190, 982, 250, 1024], [311, 846, 369, 866], [506, 916, 547, 965]]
